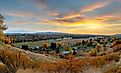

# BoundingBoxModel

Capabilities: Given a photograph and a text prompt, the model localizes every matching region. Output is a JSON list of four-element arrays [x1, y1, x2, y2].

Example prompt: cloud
[[41, 17, 85, 26], [36, 0, 47, 4], [96, 15, 114, 20], [34, 0, 48, 9], [95, 14, 121, 24], [40, 9, 121, 27], [40, 11, 86, 26], [81, 1, 110, 13], [39, 1, 112, 26], [7, 20, 33, 25], [96, 15, 115, 21], [40, 12, 121, 28], [62, 12, 81, 19], [57, 12, 83, 20], [48, 11, 60, 16], [5, 11, 38, 18]]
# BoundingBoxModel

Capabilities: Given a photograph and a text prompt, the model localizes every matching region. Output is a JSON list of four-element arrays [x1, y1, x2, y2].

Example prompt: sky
[[0, 0, 121, 34]]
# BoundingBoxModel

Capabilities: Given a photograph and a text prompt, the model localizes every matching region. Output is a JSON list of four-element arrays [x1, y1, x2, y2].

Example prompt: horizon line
[[4, 31, 118, 36]]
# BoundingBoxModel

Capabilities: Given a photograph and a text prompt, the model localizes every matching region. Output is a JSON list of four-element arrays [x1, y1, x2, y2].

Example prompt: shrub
[[88, 49, 97, 56]]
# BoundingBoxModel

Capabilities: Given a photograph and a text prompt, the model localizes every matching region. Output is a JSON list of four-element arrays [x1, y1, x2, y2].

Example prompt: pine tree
[[0, 14, 7, 41]]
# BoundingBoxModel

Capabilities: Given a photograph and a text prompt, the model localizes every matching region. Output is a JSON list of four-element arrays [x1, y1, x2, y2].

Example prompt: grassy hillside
[[0, 41, 61, 73], [1, 41, 121, 73]]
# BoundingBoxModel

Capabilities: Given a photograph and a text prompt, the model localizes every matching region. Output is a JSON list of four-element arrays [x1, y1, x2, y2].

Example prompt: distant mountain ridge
[[114, 34, 121, 38], [5, 31, 113, 36], [5, 31, 69, 35]]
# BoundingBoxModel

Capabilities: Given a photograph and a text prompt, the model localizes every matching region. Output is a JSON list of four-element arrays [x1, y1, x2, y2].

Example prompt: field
[[14, 38, 86, 48]]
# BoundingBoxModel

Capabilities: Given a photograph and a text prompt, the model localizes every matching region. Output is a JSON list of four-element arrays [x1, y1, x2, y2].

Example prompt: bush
[[88, 49, 97, 56]]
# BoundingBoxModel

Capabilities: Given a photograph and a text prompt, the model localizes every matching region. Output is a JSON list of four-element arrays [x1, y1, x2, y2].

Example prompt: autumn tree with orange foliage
[[88, 49, 97, 56], [5, 37, 13, 44], [42, 43, 49, 49]]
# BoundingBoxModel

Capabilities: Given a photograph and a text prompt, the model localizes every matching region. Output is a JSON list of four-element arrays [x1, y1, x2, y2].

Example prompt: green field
[[14, 39, 86, 48]]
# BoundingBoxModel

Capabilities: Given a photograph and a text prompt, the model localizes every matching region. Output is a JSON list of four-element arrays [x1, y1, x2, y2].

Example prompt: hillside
[[0, 40, 121, 73], [0, 41, 60, 73]]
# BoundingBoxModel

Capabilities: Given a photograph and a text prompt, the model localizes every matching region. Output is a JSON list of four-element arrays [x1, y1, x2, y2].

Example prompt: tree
[[21, 45, 29, 50], [64, 45, 72, 51], [5, 36, 12, 44], [42, 43, 49, 49], [88, 49, 97, 56], [0, 14, 7, 41], [64, 45, 73, 55], [82, 40, 86, 45], [50, 42, 56, 50]]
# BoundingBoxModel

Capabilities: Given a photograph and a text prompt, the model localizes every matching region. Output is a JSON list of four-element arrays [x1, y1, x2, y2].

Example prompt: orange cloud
[[41, 11, 85, 26], [60, 12, 82, 20], [95, 14, 121, 24], [41, 13, 102, 27], [41, 13, 121, 28], [81, 1, 110, 13], [96, 15, 115, 21], [40, 1, 111, 26]]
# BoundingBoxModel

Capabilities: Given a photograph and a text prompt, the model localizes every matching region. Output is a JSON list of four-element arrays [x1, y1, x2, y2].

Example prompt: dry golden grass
[[0, 40, 121, 73], [16, 69, 39, 73], [0, 44, 60, 73], [0, 43, 88, 73]]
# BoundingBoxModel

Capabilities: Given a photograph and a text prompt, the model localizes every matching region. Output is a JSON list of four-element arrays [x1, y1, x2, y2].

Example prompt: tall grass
[[0, 45, 88, 73], [0, 42, 121, 73]]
